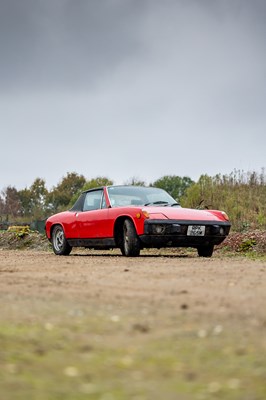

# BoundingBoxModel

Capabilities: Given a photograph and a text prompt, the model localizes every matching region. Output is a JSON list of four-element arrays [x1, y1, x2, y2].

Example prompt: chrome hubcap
[[53, 228, 64, 251]]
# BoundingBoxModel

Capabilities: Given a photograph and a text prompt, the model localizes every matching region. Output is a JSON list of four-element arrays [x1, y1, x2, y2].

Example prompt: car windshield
[[107, 186, 180, 207]]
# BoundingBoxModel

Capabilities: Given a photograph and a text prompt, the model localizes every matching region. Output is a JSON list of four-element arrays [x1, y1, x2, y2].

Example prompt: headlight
[[221, 211, 229, 221], [152, 224, 166, 234]]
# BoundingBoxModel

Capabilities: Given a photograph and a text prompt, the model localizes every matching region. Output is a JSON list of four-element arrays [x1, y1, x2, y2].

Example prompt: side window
[[102, 195, 107, 209], [83, 190, 104, 211]]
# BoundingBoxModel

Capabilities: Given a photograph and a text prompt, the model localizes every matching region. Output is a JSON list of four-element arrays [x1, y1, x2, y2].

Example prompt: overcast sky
[[0, 0, 265, 190]]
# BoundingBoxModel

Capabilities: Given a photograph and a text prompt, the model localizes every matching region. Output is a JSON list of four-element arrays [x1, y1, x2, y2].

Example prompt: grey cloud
[[0, 0, 265, 189], [0, 0, 146, 91], [1, 0, 266, 93]]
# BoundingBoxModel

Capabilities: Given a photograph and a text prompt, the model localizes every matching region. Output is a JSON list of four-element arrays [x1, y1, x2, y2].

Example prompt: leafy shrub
[[239, 239, 257, 252], [8, 225, 30, 239]]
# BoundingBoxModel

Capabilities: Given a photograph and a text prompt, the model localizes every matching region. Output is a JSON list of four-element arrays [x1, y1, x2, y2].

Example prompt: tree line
[[0, 169, 265, 231]]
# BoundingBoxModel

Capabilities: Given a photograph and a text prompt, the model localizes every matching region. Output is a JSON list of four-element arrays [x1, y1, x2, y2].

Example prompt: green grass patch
[[1, 313, 266, 400]]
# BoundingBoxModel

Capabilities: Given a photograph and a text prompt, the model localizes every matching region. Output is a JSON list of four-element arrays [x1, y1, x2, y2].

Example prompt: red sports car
[[45, 185, 231, 257]]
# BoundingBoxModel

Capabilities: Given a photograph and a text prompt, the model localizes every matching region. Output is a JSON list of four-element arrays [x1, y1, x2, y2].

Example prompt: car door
[[76, 189, 112, 238]]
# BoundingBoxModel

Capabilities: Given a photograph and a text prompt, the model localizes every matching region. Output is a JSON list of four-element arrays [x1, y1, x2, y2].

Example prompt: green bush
[[239, 238, 257, 252]]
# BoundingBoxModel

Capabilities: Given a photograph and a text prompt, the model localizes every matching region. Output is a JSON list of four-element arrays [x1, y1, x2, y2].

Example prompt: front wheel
[[197, 244, 214, 257], [51, 225, 72, 256], [121, 219, 140, 257]]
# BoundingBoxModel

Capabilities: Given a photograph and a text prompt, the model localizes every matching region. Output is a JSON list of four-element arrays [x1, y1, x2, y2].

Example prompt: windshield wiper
[[171, 202, 180, 207], [144, 201, 169, 206]]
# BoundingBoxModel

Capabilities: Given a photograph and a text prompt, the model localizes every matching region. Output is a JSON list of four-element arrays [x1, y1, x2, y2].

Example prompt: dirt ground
[[1, 249, 266, 399], [1, 249, 266, 324]]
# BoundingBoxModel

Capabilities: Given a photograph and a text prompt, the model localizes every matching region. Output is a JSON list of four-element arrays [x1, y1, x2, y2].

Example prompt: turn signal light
[[136, 211, 149, 219]]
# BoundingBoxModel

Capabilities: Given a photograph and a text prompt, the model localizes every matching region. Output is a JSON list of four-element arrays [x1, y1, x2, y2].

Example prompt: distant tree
[[29, 178, 48, 219], [1, 186, 21, 219], [17, 188, 32, 217], [70, 176, 113, 206], [81, 177, 114, 191], [0, 195, 4, 217], [30, 178, 47, 204], [152, 175, 194, 200], [180, 174, 213, 209], [47, 172, 86, 213], [124, 177, 146, 186]]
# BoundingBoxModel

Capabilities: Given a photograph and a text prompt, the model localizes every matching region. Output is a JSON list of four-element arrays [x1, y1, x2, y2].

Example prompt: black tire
[[51, 225, 72, 256], [197, 244, 214, 258], [121, 219, 140, 257]]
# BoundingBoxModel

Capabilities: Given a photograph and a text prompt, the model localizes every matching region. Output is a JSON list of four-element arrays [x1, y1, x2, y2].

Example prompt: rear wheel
[[121, 219, 140, 257], [51, 225, 72, 256], [197, 244, 214, 257]]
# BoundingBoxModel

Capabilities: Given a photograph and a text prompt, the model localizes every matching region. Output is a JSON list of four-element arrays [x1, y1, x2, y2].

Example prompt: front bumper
[[139, 219, 231, 248]]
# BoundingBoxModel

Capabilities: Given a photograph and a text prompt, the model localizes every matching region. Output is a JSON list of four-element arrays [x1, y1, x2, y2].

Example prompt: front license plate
[[187, 225, 205, 236]]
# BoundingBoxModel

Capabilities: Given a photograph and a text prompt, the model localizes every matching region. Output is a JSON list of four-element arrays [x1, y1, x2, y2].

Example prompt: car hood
[[143, 206, 227, 221]]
